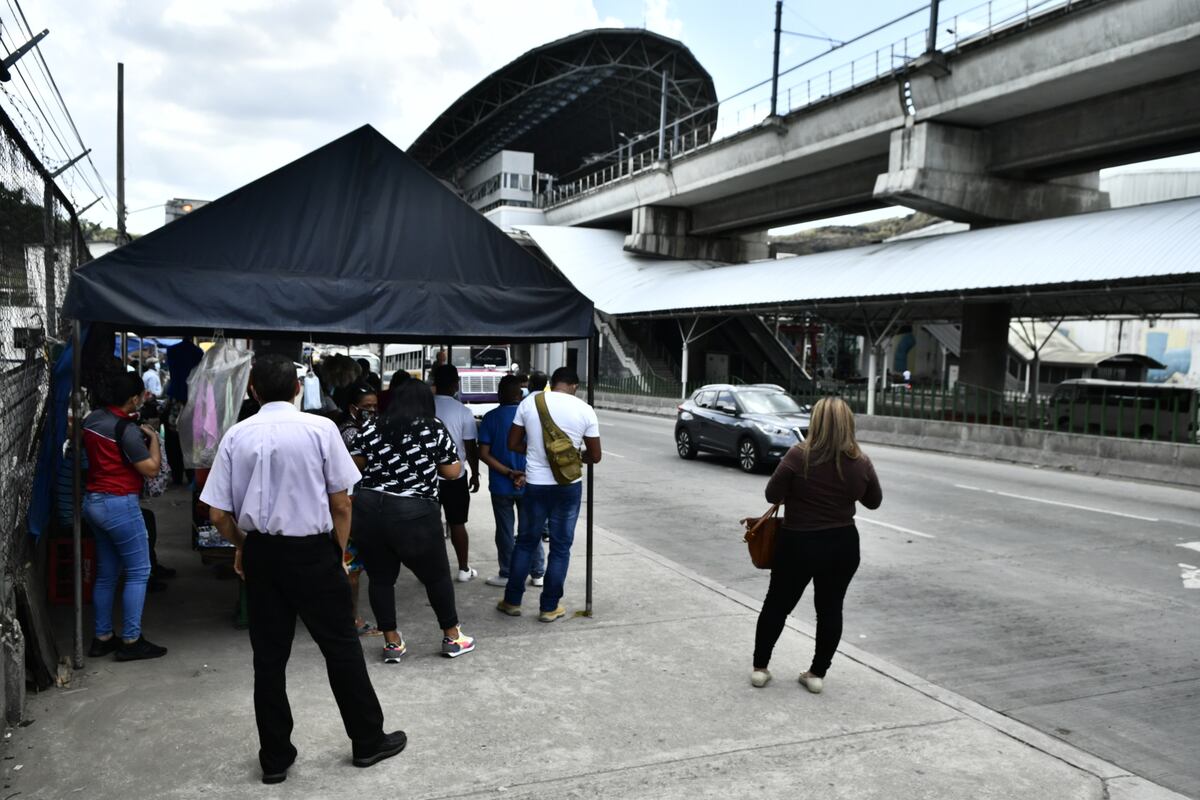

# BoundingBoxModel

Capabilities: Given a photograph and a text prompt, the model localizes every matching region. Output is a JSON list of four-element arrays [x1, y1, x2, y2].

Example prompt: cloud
[[4, 0, 628, 232], [642, 0, 683, 39]]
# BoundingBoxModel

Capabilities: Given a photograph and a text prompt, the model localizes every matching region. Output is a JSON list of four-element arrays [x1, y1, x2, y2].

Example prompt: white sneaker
[[457, 567, 478, 583], [484, 575, 507, 587], [751, 669, 772, 688], [798, 672, 824, 694], [529, 575, 544, 587]]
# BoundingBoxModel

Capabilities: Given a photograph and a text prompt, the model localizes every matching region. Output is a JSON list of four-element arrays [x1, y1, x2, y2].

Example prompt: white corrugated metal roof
[[517, 196, 1200, 317]]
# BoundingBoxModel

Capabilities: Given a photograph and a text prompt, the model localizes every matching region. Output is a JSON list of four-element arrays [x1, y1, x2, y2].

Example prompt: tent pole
[[71, 321, 84, 668], [585, 331, 597, 617]]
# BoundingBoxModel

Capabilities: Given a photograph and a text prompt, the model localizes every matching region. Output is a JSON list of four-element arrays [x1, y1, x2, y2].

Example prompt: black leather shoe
[[261, 750, 297, 784], [87, 637, 118, 658], [352, 731, 407, 768]]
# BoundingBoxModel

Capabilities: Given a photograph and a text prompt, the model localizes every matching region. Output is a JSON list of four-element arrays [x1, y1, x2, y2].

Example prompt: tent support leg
[[71, 322, 83, 669], [585, 331, 598, 617]]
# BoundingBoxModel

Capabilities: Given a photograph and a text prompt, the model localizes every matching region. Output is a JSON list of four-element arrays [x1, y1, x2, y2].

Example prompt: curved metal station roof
[[515, 196, 1200, 327], [408, 29, 717, 181]]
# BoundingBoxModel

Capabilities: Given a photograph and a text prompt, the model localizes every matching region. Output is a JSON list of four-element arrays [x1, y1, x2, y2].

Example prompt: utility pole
[[925, 0, 941, 53], [116, 62, 127, 246], [769, 1, 783, 117], [656, 68, 668, 163]]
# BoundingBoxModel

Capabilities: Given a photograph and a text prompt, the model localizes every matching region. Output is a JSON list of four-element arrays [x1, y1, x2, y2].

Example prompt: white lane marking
[[605, 450, 627, 459], [1179, 563, 1200, 589], [954, 484, 1159, 522], [1178, 542, 1200, 554], [857, 517, 936, 539]]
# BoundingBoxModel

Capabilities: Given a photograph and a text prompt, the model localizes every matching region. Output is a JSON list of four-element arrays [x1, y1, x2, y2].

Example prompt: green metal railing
[[793, 383, 1200, 445]]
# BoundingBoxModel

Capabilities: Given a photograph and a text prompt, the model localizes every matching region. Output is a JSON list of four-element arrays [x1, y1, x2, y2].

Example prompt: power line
[[10, 0, 115, 205], [2, 0, 115, 215]]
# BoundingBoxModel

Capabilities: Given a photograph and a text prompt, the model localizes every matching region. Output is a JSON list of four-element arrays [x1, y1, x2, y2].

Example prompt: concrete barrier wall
[[852, 416, 1200, 487], [592, 392, 1200, 487]]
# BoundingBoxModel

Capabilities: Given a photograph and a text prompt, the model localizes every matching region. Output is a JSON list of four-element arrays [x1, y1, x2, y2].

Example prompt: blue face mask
[[521, 388, 530, 398]]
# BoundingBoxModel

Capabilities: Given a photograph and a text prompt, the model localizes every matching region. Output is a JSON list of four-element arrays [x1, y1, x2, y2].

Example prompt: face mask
[[359, 409, 377, 423]]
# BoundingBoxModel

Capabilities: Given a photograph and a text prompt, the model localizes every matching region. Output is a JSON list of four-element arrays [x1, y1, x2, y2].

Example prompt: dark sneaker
[[87, 637, 118, 658], [114, 636, 168, 662], [352, 731, 407, 768]]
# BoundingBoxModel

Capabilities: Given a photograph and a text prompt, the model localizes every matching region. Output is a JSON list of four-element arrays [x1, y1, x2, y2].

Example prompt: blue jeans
[[82, 492, 151, 640], [505, 483, 582, 612], [491, 494, 544, 579]]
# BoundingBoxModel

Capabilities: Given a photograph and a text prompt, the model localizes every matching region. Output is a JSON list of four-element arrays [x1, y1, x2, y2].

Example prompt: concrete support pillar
[[873, 122, 1109, 223], [959, 301, 1011, 393], [624, 206, 768, 262], [680, 339, 689, 399]]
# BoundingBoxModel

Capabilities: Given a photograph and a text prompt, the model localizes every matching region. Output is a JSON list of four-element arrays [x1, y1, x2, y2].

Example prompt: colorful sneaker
[[441, 628, 476, 658], [382, 638, 406, 664], [496, 600, 522, 616], [751, 669, 772, 688], [529, 575, 544, 587], [538, 606, 566, 623], [456, 567, 478, 583]]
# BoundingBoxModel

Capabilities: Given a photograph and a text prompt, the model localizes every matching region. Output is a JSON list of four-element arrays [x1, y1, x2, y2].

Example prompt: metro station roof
[[515, 196, 1200, 328], [407, 29, 717, 181]]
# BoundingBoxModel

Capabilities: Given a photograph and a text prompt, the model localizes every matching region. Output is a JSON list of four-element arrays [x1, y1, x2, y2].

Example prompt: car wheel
[[676, 427, 697, 459], [738, 438, 759, 473]]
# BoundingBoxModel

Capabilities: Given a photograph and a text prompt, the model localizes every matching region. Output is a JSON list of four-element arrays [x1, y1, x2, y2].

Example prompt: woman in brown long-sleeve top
[[751, 397, 882, 693]]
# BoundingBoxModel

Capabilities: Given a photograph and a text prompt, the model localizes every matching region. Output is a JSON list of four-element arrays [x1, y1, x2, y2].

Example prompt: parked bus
[[1048, 379, 1199, 442], [445, 344, 516, 419], [382, 344, 425, 383]]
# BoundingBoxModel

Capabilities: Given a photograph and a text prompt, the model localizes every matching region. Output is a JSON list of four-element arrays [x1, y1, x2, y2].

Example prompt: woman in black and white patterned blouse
[[349, 379, 477, 662]]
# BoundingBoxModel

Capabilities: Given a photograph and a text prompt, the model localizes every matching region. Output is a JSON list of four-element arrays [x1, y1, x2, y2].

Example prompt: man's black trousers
[[243, 531, 385, 772]]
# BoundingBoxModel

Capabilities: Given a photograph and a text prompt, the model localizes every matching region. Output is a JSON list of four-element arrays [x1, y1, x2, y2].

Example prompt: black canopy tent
[[61, 125, 598, 666]]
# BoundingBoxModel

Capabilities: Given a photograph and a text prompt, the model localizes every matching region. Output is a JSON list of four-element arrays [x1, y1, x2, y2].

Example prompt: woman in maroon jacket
[[751, 396, 882, 693]]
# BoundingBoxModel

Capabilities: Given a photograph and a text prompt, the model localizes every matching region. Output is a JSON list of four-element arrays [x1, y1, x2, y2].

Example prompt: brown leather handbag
[[741, 504, 781, 569]]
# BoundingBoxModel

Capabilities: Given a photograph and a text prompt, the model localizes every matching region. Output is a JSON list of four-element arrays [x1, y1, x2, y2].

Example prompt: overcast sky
[[2, 0, 1196, 235]]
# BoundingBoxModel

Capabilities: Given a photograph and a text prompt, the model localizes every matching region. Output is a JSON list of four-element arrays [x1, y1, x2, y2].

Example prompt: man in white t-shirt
[[497, 367, 601, 623], [432, 364, 481, 582]]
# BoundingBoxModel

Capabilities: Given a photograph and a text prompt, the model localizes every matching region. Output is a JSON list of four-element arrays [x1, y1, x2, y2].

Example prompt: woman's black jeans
[[351, 490, 458, 633], [753, 525, 860, 677]]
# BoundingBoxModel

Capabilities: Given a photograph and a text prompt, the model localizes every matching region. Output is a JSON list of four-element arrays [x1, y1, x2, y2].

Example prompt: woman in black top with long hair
[[348, 380, 476, 662]]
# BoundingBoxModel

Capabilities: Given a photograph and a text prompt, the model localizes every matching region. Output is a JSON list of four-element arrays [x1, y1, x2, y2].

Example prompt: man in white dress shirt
[[203, 354, 405, 784]]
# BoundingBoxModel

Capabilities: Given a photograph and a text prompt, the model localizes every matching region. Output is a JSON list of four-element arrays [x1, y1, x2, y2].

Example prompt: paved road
[[586, 410, 1200, 796]]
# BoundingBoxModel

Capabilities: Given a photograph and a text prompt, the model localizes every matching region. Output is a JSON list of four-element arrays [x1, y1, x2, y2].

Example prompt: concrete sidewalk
[[5, 487, 1188, 799]]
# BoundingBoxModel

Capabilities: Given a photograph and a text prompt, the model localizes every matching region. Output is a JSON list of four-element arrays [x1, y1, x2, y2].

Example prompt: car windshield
[[737, 391, 801, 414]]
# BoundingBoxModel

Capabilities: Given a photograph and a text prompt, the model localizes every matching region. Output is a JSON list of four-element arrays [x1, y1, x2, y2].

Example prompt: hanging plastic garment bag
[[177, 339, 253, 469]]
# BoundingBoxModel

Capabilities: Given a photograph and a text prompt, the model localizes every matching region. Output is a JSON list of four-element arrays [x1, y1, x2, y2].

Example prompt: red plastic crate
[[48, 538, 95, 605]]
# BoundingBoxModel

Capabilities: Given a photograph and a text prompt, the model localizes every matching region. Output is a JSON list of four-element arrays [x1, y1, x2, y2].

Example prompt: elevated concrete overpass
[[541, 0, 1200, 259]]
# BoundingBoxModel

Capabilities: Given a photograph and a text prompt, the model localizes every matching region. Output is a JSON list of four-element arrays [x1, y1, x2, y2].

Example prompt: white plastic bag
[[177, 341, 253, 469]]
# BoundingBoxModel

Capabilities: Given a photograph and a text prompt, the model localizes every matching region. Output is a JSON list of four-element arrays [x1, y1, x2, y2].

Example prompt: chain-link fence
[[0, 104, 89, 714]]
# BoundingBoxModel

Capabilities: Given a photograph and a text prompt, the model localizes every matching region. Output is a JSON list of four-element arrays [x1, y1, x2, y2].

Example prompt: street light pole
[[770, 1, 783, 117]]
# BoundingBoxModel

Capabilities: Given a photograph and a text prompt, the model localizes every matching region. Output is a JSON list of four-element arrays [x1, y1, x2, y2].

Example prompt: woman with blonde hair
[[751, 396, 882, 692]]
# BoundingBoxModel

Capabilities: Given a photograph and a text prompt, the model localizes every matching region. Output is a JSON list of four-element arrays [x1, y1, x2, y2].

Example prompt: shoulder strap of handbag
[[112, 412, 134, 465], [747, 504, 780, 534], [534, 391, 571, 450]]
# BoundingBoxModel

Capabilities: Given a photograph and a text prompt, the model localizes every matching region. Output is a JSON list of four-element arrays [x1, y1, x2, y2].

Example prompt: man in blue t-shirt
[[479, 375, 545, 587]]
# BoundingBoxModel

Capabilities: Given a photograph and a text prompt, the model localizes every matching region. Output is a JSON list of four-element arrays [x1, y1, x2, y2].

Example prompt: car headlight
[[752, 421, 788, 436]]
